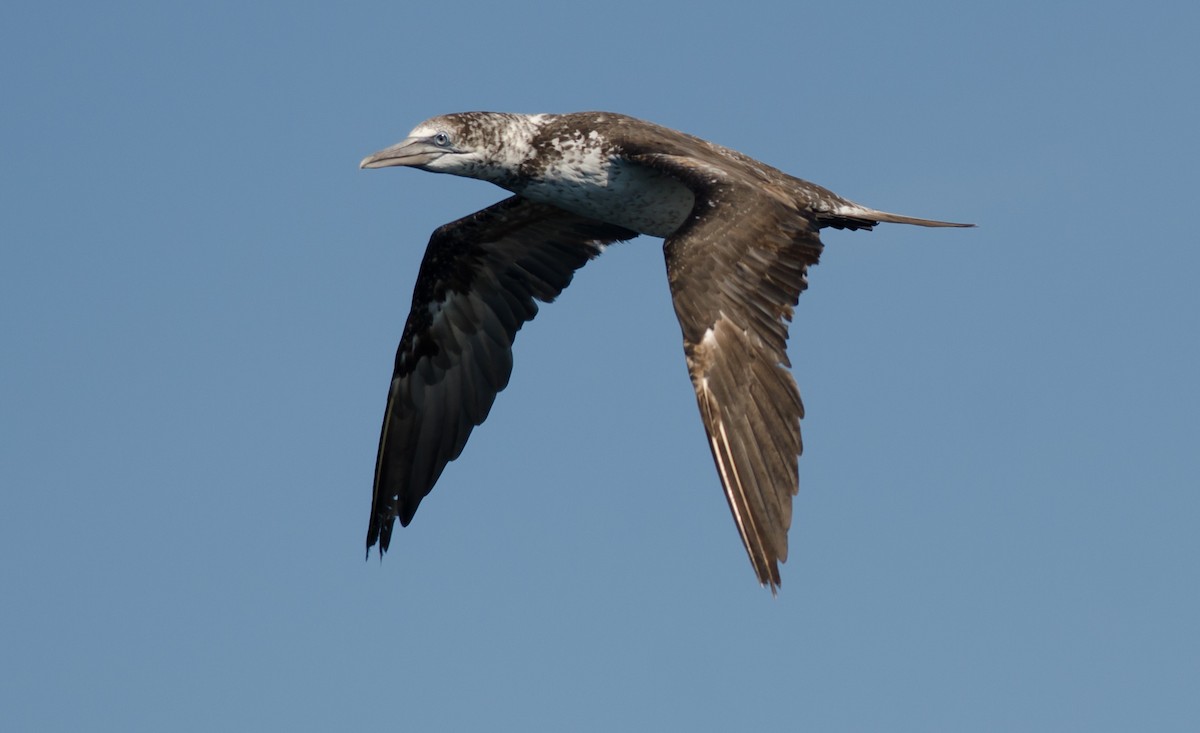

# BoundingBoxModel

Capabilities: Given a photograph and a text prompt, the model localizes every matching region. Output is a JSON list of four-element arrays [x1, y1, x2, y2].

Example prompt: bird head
[[360, 112, 535, 186]]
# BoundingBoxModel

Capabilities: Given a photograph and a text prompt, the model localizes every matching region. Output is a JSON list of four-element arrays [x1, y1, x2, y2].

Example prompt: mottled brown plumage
[[360, 112, 972, 591]]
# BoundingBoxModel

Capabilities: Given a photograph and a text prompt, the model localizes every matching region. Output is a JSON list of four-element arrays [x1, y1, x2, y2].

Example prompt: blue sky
[[3, 1, 1198, 730]]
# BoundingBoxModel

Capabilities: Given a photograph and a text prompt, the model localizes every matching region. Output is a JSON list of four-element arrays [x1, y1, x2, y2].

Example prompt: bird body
[[360, 111, 971, 591]]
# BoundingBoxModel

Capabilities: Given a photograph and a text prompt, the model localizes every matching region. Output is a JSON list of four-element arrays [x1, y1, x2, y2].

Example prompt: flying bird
[[360, 111, 971, 591]]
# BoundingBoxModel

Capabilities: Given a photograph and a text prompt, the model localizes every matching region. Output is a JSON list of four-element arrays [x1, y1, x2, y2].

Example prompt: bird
[[359, 111, 971, 591]]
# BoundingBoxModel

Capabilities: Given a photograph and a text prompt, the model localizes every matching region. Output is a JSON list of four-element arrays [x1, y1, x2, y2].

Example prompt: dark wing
[[629, 153, 824, 592], [367, 196, 636, 557]]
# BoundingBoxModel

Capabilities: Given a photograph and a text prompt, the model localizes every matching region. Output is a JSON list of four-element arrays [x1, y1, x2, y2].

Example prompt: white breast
[[517, 141, 695, 238]]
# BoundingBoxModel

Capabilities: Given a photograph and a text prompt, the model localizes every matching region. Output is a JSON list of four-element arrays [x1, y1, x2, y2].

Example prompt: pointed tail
[[822, 203, 975, 230]]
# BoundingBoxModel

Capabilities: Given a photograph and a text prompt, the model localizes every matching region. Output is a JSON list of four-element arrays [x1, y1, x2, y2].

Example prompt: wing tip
[[759, 564, 783, 596]]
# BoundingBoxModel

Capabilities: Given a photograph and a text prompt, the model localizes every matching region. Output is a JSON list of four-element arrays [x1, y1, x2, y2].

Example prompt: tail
[[819, 202, 975, 231]]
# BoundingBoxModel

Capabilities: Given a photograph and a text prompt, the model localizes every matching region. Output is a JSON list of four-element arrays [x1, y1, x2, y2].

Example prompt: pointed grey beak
[[359, 137, 443, 169]]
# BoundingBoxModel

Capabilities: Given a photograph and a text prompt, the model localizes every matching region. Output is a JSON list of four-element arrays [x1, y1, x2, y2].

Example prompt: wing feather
[[627, 152, 821, 591], [367, 196, 635, 555]]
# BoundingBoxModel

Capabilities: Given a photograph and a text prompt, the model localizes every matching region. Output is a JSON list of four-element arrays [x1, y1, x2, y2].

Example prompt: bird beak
[[359, 137, 443, 169]]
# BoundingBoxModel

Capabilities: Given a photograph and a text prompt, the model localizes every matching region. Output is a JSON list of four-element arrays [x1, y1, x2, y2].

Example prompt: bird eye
[[432, 132, 451, 147]]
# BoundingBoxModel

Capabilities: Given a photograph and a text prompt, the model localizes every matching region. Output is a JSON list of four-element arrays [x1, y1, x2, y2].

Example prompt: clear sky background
[[3, 1, 1197, 731]]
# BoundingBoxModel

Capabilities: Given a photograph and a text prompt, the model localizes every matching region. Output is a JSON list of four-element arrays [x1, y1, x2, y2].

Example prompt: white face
[[423, 114, 541, 187], [402, 120, 467, 172], [365, 120, 454, 175], [361, 113, 541, 186]]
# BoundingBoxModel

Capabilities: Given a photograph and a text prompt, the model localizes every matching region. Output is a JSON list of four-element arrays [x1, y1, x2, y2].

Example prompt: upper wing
[[629, 153, 824, 592], [367, 195, 636, 557]]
